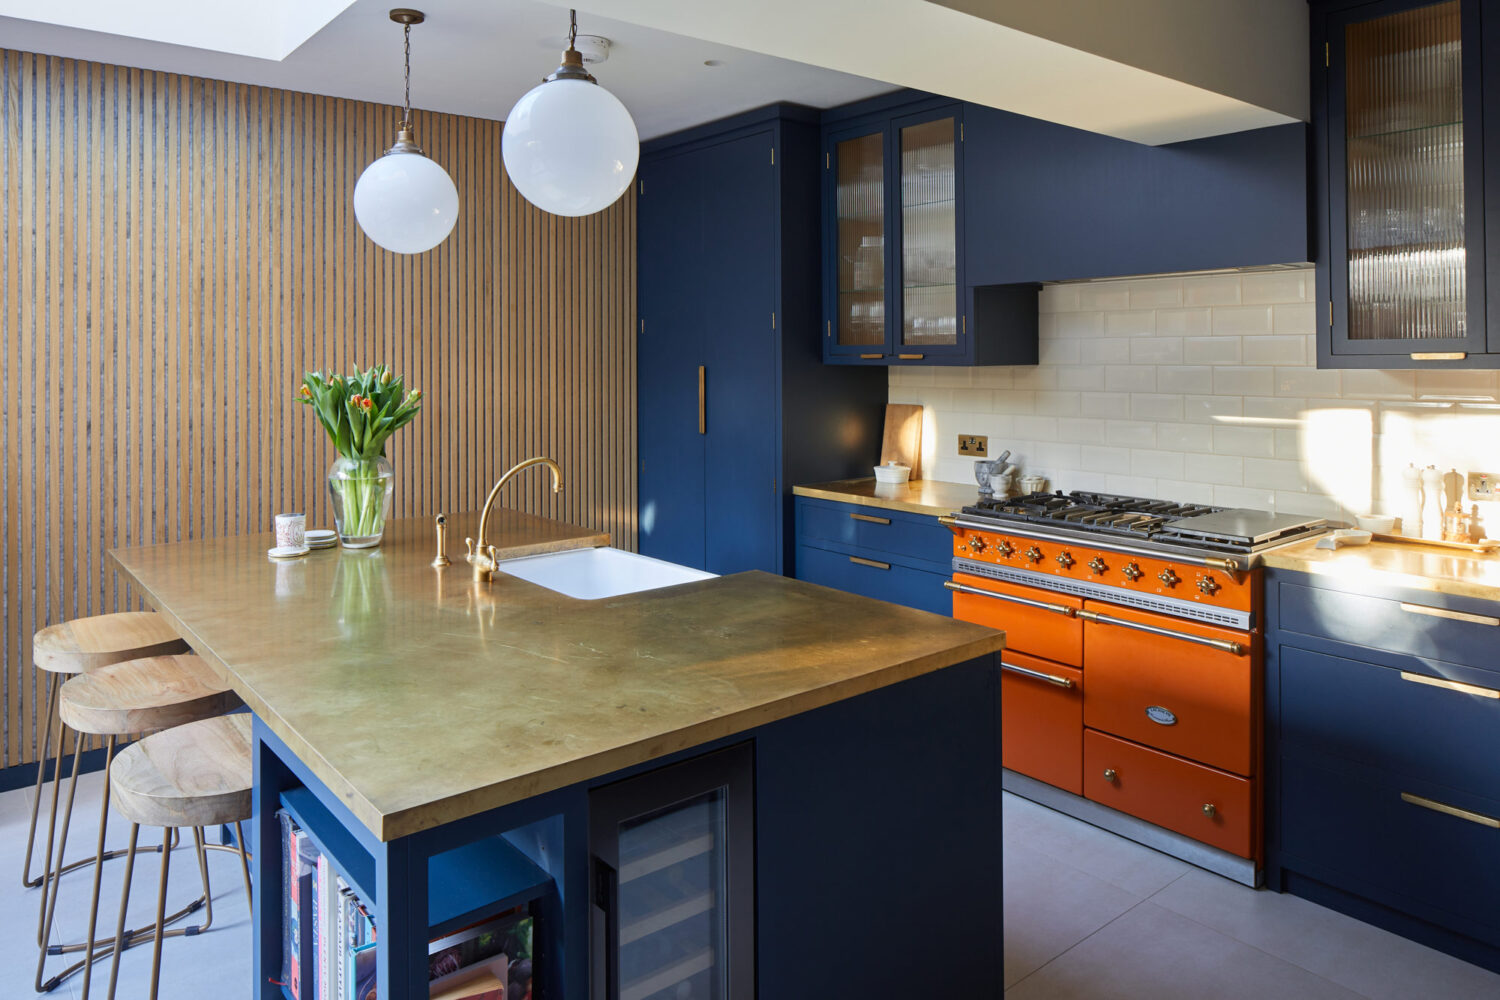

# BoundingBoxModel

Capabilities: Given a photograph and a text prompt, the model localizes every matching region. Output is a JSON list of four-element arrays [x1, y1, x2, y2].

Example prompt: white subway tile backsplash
[[1211, 305, 1274, 336], [888, 265, 1498, 520], [1105, 366, 1157, 393]]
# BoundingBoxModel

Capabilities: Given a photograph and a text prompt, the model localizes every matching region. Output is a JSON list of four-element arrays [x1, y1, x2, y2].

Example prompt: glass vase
[[328, 455, 393, 548]]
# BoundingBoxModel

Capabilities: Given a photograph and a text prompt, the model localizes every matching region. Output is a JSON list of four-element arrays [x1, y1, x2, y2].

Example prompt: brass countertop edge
[[790, 484, 959, 518], [374, 634, 1007, 842], [1262, 551, 1500, 601]]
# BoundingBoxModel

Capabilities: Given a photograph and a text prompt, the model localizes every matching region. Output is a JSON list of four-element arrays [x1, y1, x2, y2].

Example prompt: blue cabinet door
[[638, 151, 706, 568], [700, 131, 779, 575]]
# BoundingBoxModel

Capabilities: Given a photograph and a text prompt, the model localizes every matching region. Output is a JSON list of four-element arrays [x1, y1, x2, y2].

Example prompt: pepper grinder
[[432, 513, 452, 568], [1421, 466, 1445, 539], [1401, 464, 1423, 537]]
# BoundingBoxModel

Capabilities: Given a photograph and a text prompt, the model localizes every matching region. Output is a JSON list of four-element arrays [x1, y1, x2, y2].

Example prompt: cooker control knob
[[1088, 556, 1108, 575], [1122, 562, 1143, 582], [1103, 768, 1117, 784], [997, 540, 1014, 558], [1024, 545, 1043, 564], [1198, 575, 1221, 596], [968, 536, 986, 554], [1158, 568, 1180, 588], [1056, 551, 1074, 569]]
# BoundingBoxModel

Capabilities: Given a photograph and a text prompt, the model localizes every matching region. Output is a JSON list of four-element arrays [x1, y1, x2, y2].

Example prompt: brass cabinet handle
[[849, 556, 890, 570], [944, 579, 1076, 617], [897, 353, 924, 360], [850, 512, 891, 525], [859, 353, 884, 359], [1202, 803, 1217, 818], [1102, 768, 1117, 783], [1398, 602, 1499, 627], [1410, 352, 1467, 361], [697, 365, 706, 435], [1399, 671, 1500, 700], [999, 661, 1074, 689], [1401, 792, 1500, 829], [1076, 608, 1245, 655]]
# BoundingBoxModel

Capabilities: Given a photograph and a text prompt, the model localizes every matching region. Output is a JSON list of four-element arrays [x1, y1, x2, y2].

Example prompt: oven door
[[948, 573, 1083, 663], [1000, 652, 1084, 795], [1080, 600, 1260, 777]]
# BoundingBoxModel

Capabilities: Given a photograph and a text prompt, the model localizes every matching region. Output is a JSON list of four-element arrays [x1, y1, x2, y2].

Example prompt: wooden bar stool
[[25, 612, 189, 893], [37, 653, 241, 996], [105, 713, 253, 1000]]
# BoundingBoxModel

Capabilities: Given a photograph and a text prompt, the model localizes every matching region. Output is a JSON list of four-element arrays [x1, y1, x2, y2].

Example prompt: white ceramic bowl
[[873, 462, 911, 485], [1355, 514, 1395, 534]]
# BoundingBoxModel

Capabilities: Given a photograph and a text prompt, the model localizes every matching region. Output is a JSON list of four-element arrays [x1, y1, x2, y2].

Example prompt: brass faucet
[[466, 457, 563, 581]]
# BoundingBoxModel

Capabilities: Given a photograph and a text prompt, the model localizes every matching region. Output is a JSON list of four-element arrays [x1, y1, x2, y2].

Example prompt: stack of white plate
[[306, 529, 338, 551]]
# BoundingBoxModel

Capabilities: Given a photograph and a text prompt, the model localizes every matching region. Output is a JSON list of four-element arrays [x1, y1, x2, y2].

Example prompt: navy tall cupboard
[[637, 105, 888, 575]]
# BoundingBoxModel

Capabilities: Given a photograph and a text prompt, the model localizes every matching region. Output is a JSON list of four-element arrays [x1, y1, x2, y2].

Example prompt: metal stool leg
[[34, 700, 76, 947], [234, 821, 253, 910], [77, 735, 117, 1000], [36, 731, 84, 989], [104, 823, 140, 1000], [21, 675, 58, 889], [148, 827, 171, 1000]]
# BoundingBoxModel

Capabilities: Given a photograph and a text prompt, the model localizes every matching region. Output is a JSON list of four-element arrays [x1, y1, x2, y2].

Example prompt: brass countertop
[[1262, 536, 1500, 603], [110, 510, 1003, 841], [793, 478, 976, 518]]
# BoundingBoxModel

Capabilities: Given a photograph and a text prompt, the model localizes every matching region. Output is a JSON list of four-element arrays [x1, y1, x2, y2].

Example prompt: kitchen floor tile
[[1003, 841, 1141, 988], [1006, 900, 1364, 1000], [1003, 792, 1192, 899], [1151, 868, 1500, 1000]]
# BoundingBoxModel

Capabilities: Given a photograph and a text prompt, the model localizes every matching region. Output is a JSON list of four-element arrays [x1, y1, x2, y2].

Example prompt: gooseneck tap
[[467, 457, 563, 581]]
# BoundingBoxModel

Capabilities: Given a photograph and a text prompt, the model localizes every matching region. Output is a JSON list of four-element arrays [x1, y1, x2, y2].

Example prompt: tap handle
[[464, 536, 475, 560]]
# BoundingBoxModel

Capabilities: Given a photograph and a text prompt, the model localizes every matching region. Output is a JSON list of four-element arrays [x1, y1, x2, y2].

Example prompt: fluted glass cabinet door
[[832, 129, 888, 350], [1328, 0, 1485, 359], [897, 114, 960, 355]]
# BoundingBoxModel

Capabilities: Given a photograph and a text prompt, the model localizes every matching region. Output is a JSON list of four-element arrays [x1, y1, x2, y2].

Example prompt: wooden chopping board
[[880, 403, 923, 481]]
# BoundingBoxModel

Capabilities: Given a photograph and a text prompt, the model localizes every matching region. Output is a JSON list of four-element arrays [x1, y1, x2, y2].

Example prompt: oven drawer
[[1277, 581, 1500, 678], [1001, 652, 1083, 796], [1280, 645, 1500, 804], [950, 574, 1083, 663], [1084, 729, 1256, 860], [1281, 755, 1500, 948], [1081, 601, 1258, 776], [796, 498, 952, 568]]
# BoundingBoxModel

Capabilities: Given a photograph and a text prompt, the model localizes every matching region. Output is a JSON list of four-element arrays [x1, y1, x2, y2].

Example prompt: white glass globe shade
[[353, 150, 459, 254], [502, 79, 639, 217]]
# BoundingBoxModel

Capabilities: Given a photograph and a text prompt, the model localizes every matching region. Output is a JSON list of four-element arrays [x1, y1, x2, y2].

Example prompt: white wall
[[891, 265, 1500, 532]]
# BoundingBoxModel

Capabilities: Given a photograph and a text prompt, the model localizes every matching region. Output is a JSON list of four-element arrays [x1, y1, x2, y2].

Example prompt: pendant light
[[502, 8, 639, 217], [353, 8, 459, 254]]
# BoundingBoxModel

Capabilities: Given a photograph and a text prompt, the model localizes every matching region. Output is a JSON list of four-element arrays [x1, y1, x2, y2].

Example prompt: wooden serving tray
[[1371, 533, 1500, 555]]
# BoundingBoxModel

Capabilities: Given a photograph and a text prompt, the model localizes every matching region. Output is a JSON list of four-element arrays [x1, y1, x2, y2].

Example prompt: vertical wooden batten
[[0, 48, 638, 769]]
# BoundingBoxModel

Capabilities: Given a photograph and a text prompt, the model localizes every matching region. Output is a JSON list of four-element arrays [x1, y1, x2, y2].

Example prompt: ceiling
[[0, 0, 895, 140]]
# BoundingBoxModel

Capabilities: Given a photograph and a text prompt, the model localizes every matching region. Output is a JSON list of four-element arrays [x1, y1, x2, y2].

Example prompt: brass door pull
[[859, 353, 884, 360], [999, 661, 1074, 688], [943, 579, 1076, 617], [1401, 792, 1500, 829], [897, 353, 924, 360], [850, 555, 890, 570], [698, 365, 706, 435], [1399, 671, 1500, 699], [850, 513, 891, 525], [1398, 602, 1499, 627]]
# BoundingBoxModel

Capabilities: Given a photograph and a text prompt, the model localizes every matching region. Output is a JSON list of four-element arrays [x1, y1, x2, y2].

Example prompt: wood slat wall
[[0, 48, 638, 768]]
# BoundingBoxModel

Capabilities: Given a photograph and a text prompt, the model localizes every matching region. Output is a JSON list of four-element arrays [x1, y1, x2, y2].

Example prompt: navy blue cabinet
[[1313, 0, 1500, 368], [638, 107, 887, 575], [794, 497, 952, 614], [1265, 568, 1500, 974]]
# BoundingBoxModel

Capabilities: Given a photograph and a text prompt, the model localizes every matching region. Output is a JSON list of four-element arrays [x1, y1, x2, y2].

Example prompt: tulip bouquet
[[299, 365, 422, 546]]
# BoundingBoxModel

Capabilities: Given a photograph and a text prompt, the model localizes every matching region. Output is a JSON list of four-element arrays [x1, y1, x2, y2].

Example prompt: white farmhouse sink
[[495, 546, 716, 600]]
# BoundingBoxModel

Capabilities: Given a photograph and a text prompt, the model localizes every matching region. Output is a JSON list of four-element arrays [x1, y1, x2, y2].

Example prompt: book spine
[[280, 812, 294, 999]]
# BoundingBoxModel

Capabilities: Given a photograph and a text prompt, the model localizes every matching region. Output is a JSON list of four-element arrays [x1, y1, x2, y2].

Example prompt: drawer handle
[[944, 579, 1076, 617], [1202, 803, 1217, 818], [1076, 608, 1245, 655], [850, 556, 890, 571], [1102, 768, 1117, 783], [1399, 671, 1500, 700], [1000, 661, 1074, 689], [850, 512, 891, 525], [1400, 792, 1500, 829], [1398, 603, 1500, 627]]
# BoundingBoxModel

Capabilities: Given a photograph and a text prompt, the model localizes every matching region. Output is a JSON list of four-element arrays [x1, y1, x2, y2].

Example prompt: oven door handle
[[944, 579, 1076, 617], [1077, 608, 1246, 655], [1000, 661, 1075, 688]]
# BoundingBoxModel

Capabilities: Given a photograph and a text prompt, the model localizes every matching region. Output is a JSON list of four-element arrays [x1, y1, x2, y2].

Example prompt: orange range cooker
[[943, 490, 1329, 886]]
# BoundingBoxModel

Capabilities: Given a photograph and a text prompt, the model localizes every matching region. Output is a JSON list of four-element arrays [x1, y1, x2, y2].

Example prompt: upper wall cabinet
[[1314, 0, 1499, 367]]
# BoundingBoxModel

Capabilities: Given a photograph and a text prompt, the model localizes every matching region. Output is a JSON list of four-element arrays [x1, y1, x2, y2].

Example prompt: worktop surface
[[1262, 535, 1500, 603], [111, 511, 1004, 841], [793, 477, 976, 517]]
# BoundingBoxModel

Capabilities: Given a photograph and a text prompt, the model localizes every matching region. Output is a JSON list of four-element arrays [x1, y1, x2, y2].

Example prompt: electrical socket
[[958, 434, 988, 457], [1469, 471, 1498, 501]]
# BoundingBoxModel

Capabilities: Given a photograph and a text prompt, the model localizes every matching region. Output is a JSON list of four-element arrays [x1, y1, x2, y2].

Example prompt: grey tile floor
[[4, 779, 1499, 998]]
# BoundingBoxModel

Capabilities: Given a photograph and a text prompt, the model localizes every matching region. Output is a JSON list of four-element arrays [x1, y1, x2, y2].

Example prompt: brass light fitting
[[545, 9, 598, 85], [385, 8, 428, 155]]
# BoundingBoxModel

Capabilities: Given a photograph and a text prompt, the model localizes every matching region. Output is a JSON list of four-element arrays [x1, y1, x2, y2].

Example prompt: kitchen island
[[110, 510, 1005, 999]]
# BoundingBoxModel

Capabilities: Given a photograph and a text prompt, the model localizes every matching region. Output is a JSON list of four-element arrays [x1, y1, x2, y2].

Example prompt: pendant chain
[[568, 8, 578, 49], [401, 23, 412, 128]]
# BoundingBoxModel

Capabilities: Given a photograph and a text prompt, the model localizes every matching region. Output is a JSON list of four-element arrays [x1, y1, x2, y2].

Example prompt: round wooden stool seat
[[110, 714, 252, 831], [34, 612, 188, 675], [58, 654, 241, 737]]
